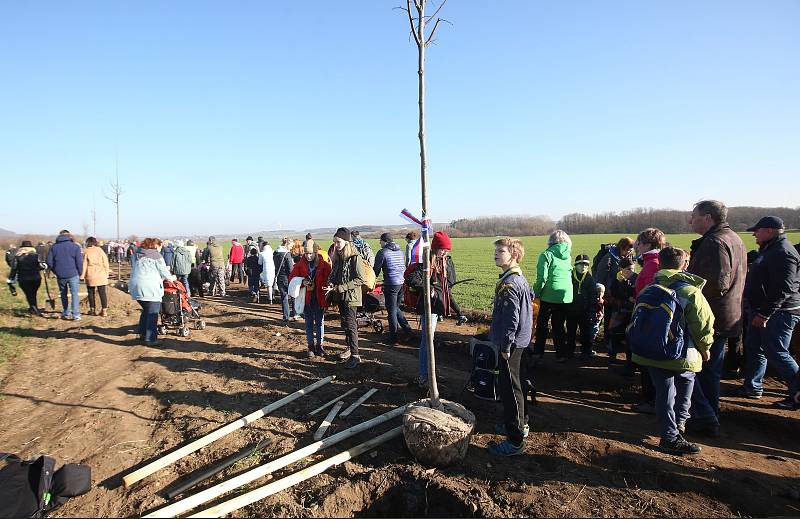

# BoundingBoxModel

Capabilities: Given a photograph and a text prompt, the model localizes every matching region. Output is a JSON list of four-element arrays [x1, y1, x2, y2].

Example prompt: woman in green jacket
[[532, 230, 574, 362]]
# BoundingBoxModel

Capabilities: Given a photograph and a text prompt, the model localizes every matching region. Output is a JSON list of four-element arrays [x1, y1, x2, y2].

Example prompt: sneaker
[[631, 402, 656, 414], [344, 355, 361, 369], [660, 436, 702, 455], [772, 397, 798, 411], [73, 315, 81, 322], [337, 349, 352, 362], [732, 386, 762, 400], [488, 440, 524, 457], [100, 308, 108, 317], [494, 423, 530, 438], [456, 315, 468, 326], [61, 314, 73, 321], [305, 349, 316, 358], [685, 420, 720, 437]]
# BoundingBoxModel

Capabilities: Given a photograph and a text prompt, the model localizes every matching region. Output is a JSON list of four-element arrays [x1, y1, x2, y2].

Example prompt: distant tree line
[[449, 206, 800, 237]]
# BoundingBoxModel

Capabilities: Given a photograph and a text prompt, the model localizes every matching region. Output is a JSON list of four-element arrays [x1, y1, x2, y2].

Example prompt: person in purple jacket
[[46, 230, 84, 321], [374, 233, 413, 344]]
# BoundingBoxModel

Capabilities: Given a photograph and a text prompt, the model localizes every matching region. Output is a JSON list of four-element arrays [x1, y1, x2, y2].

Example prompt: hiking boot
[[100, 308, 108, 317], [731, 386, 762, 400], [305, 349, 316, 358], [344, 355, 361, 369], [495, 423, 530, 438], [772, 397, 798, 411], [631, 402, 656, 414], [488, 440, 524, 457], [660, 436, 702, 455], [337, 349, 352, 362]]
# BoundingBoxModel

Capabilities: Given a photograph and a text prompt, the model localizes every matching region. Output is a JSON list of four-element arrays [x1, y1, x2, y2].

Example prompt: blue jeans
[[690, 335, 726, 424], [247, 272, 260, 295], [277, 281, 292, 320], [648, 366, 695, 443], [418, 313, 439, 381], [743, 310, 800, 397], [138, 300, 161, 342], [178, 274, 190, 297], [384, 284, 410, 338], [57, 275, 80, 318], [303, 298, 325, 349]]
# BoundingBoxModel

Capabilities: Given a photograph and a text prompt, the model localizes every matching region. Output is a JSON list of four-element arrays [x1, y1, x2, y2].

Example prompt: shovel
[[42, 270, 56, 310]]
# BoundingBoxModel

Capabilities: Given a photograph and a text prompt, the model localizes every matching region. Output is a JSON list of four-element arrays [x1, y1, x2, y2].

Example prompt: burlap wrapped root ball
[[402, 399, 476, 467]]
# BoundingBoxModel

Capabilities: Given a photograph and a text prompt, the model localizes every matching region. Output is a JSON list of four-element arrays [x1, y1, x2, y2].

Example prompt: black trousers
[[338, 303, 359, 356], [565, 311, 594, 356], [88, 285, 108, 309], [533, 301, 568, 356], [498, 347, 527, 446], [230, 263, 244, 283], [19, 278, 41, 309]]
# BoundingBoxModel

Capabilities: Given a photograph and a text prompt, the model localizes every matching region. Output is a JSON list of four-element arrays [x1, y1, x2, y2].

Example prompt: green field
[[217, 232, 800, 312]]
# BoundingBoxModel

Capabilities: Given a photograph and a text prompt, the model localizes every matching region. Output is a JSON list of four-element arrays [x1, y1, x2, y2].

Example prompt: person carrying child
[[629, 247, 714, 455], [487, 238, 533, 456], [565, 254, 598, 360]]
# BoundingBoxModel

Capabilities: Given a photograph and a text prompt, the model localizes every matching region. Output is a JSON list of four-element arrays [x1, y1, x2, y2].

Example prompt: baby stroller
[[357, 283, 386, 333], [159, 279, 206, 337]]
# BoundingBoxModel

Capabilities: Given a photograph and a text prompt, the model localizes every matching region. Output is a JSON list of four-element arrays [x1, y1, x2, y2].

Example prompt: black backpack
[[591, 243, 613, 277], [469, 339, 501, 400], [0, 453, 90, 517]]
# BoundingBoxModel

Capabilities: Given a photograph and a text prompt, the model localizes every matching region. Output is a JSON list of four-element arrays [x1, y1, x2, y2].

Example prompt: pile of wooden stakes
[[120, 376, 405, 518]]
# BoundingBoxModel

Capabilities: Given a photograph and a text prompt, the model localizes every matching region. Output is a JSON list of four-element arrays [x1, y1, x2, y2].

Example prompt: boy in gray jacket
[[488, 238, 534, 456]]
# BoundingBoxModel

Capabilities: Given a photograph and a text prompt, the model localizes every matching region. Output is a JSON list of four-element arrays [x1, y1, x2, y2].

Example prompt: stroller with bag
[[357, 283, 386, 333], [159, 279, 205, 337]]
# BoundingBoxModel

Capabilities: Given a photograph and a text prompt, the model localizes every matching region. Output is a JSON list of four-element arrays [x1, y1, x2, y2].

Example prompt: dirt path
[[1, 283, 799, 517]]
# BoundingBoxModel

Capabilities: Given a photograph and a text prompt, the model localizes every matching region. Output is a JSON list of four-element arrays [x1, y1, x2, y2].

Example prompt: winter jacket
[[81, 246, 110, 287], [245, 254, 263, 276], [595, 245, 628, 291], [687, 223, 748, 336], [632, 269, 715, 372], [273, 247, 295, 288], [329, 252, 365, 307], [289, 256, 333, 308], [532, 242, 573, 304], [129, 249, 175, 302], [173, 246, 194, 276], [373, 242, 405, 286], [259, 245, 276, 287], [9, 247, 43, 282], [609, 273, 637, 313], [489, 266, 533, 354], [229, 243, 245, 264], [405, 255, 458, 316], [570, 270, 598, 315], [744, 234, 800, 318], [634, 250, 660, 297], [161, 244, 175, 269], [184, 245, 198, 265], [46, 235, 83, 279], [203, 242, 225, 269]]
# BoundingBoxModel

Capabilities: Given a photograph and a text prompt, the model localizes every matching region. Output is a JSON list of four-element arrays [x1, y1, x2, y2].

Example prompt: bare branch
[[425, 18, 443, 46], [405, 0, 421, 45], [425, 0, 448, 23]]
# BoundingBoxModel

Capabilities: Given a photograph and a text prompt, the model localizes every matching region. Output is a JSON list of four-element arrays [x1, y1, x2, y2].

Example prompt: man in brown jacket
[[686, 200, 747, 436]]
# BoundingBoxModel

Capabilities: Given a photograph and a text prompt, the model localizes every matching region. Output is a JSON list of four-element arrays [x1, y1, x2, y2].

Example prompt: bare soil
[[1, 278, 799, 517]]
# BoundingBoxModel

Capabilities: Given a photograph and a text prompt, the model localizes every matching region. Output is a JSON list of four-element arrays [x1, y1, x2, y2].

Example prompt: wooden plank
[[123, 375, 334, 489], [308, 388, 357, 416], [313, 401, 344, 440], [339, 388, 378, 417]]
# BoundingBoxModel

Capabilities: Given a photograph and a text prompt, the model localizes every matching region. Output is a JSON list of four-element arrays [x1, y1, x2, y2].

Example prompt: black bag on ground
[[469, 339, 500, 401], [0, 453, 91, 517]]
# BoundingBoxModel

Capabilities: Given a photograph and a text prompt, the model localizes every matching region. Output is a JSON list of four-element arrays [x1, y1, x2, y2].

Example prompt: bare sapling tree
[[403, 0, 449, 408], [104, 164, 123, 281]]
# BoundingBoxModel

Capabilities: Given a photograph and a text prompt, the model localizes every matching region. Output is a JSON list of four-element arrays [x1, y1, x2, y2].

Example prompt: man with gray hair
[[737, 216, 800, 409], [686, 200, 747, 436]]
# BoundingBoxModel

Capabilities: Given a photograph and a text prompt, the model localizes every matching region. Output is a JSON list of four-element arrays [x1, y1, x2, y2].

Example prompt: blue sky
[[1, 1, 798, 237]]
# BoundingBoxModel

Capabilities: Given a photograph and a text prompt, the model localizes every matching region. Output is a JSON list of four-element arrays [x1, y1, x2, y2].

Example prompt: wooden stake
[[307, 388, 357, 416], [188, 427, 403, 518], [340, 388, 378, 418], [123, 375, 334, 489], [313, 400, 344, 440], [143, 405, 406, 518]]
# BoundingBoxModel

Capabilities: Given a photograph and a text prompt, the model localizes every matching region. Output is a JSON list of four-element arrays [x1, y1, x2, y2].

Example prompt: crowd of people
[[4, 200, 800, 458]]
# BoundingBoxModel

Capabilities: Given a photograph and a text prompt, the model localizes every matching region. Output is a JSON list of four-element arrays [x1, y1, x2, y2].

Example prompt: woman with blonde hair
[[324, 227, 365, 369]]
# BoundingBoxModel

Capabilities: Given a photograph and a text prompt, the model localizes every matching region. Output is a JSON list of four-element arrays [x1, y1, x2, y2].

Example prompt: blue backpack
[[626, 281, 690, 361]]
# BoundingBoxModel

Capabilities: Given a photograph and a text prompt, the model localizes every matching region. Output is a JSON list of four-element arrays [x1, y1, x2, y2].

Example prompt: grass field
[[219, 232, 800, 312], [0, 261, 31, 372]]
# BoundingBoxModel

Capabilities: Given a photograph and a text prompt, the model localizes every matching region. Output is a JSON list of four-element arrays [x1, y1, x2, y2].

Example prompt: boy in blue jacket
[[488, 238, 534, 456]]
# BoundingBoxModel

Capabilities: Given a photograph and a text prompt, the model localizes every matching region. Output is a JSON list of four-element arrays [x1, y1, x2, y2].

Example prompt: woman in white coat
[[259, 241, 276, 303]]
